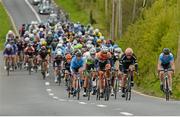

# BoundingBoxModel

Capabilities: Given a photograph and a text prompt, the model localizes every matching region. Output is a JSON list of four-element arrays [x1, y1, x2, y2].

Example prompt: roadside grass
[[0, 1, 13, 50]]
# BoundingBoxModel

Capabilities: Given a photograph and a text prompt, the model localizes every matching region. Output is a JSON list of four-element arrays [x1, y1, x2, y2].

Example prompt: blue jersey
[[70, 56, 84, 70], [159, 53, 174, 64]]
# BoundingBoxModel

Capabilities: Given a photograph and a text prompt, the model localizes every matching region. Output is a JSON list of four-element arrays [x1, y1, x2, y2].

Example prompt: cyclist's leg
[[98, 70, 104, 95]]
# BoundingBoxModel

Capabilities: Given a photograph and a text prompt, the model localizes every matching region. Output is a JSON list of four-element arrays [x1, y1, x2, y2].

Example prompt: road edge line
[[132, 89, 164, 100], [1, 0, 19, 36], [25, 0, 41, 22]]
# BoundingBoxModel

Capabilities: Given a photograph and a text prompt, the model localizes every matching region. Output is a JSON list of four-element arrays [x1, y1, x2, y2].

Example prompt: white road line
[[78, 102, 87, 105], [96, 104, 107, 108], [45, 82, 50, 86], [25, 0, 41, 22], [132, 90, 164, 100], [49, 93, 54, 96], [53, 96, 59, 99], [120, 112, 133, 116], [46, 88, 52, 92], [59, 99, 66, 102]]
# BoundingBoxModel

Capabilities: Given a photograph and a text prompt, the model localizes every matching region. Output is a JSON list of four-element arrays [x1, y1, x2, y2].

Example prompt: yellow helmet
[[41, 41, 47, 46]]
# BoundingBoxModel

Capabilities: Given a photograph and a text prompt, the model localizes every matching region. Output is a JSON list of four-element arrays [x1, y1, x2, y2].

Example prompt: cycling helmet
[[86, 44, 92, 50], [78, 31, 82, 37], [25, 37, 30, 42], [8, 30, 14, 35], [56, 50, 62, 56], [29, 33, 34, 38], [99, 36, 105, 40], [163, 48, 170, 55], [97, 39, 102, 43], [25, 31, 29, 35], [65, 53, 72, 60], [41, 41, 47, 46], [101, 47, 109, 54], [94, 29, 99, 33], [114, 47, 122, 53], [90, 48, 96, 55], [5, 44, 11, 49], [40, 28, 44, 32], [48, 31, 52, 35], [109, 46, 114, 53], [33, 30, 37, 34], [57, 43, 63, 48], [125, 48, 133, 56], [76, 50, 82, 57]]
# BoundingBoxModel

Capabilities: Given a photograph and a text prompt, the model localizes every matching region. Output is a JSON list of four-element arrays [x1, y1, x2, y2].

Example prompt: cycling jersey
[[70, 56, 84, 72], [39, 49, 48, 59], [159, 53, 174, 69], [3, 47, 13, 56], [120, 53, 138, 73]]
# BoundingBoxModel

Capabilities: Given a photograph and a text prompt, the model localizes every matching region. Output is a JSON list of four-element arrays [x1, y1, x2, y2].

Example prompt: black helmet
[[163, 48, 170, 55]]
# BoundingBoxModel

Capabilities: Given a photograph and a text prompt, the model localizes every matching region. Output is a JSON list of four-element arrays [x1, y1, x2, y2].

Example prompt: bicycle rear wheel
[[114, 79, 118, 99], [165, 79, 170, 101], [7, 61, 10, 76], [125, 77, 131, 101], [77, 78, 80, 100], [28, 61, 31, 75]]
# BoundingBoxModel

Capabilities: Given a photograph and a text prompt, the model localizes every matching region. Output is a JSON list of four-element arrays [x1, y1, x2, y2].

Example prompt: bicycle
[[64, 71, 72, 98], [112, 68, 120, 100], [103, 69, 111, 101], [160, 69, 173, 101], [6, 56, 11, 76], [27, 56, 33, 75], [124, 69, 135, 101], [56, 65, 63, 86], [41, 59, 46, 79], [84, 69, 95, 100], [73, 73, 81, 100]]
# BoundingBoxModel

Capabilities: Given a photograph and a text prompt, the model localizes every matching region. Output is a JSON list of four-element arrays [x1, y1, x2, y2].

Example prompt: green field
[[0, 1, 13, 50]]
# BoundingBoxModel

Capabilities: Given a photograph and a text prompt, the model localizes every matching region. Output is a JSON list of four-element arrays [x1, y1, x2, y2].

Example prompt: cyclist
[[157, 48, 175, 94], [70, 50, 85, 96], [83, 48, 97, 96], [120, 48, 138, 97], [53, 50, 64, 83], [38, 46, 49, 77], [64, 53, 72, 84], [3, 44, 13, 70], [24, 43, 35, 71], [110, 47, 123, 96], [96, 47, 112, 98]]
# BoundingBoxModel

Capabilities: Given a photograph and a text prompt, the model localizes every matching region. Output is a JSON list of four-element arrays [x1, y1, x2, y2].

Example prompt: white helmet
[[90, 48, 96, 55], [56, 50, 62, 56], [78, 31, 82, 36], [48, 31, 52, 35], [8, 30, 13, 35], [86, 44, 93, 50], [87, 40, 92, 44], [101, 46, 109, 53], [25, 31, 29, 35], [59, 39, 64, 44], [100, 36, 105, 40], [74, 23, 78, 28], [32, 30, 37, 34], [40, 28, 44, 32], [73, 39, 77, 45], [29, 33, 34, 38], [114, 47, 122, 53], [5, 44, 11, 49], [57, 43, 63, 48], [94, 28, 99, 33], [24, 37, 30, 42]]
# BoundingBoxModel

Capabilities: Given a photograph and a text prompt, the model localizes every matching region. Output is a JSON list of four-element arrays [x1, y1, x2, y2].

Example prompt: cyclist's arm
[[157, 59, 162, 71]]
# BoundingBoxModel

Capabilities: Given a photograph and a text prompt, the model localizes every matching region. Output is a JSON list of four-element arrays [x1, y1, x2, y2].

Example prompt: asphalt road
[[1, 0, 180, 116]]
